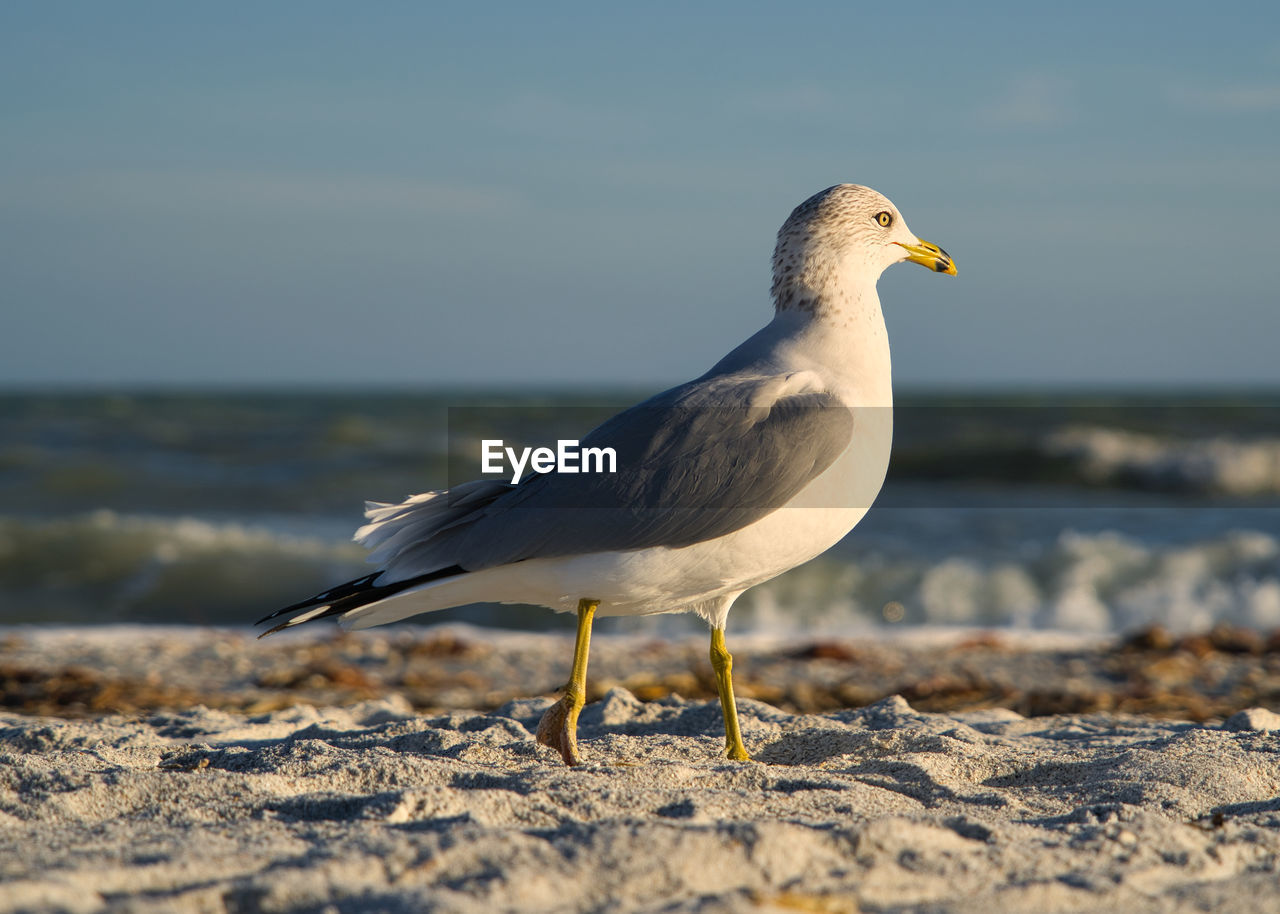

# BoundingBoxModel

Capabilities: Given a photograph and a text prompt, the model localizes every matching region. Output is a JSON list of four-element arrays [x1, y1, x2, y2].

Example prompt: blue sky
[[2, 2, 1278, 388]]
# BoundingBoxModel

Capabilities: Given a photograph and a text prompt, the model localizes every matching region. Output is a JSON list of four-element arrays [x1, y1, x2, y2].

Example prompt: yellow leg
[[710, 627, 751, 761], [536, 598, 598, 765]]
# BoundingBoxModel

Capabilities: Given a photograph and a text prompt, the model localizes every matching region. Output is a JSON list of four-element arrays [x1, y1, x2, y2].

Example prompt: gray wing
[[432, 374, 854, 571]]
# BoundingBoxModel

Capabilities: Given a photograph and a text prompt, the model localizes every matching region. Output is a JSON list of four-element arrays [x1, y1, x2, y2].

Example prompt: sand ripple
[[3, 686, 1280, 912]]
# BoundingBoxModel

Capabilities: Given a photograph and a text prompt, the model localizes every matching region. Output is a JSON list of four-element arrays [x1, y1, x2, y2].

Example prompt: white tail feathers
[[353, 480, 512, 582]]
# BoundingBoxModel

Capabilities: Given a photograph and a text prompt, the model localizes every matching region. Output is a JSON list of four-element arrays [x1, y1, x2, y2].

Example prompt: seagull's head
[[771, 184, 955, 316]]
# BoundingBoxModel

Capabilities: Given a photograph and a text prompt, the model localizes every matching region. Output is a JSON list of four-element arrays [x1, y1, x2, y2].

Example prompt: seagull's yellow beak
[[895, 239, 957, 276]]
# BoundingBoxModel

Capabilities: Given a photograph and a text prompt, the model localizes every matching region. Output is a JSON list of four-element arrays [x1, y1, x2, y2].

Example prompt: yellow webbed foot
[[535, 694, 583, 766]]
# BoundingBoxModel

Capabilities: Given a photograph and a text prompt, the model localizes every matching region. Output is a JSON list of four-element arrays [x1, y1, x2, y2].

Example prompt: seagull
[[258, 184, 955, 765]]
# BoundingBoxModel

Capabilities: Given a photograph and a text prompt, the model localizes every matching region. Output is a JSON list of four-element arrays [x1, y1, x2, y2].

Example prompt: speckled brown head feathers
[[770, 184, 912, 316]]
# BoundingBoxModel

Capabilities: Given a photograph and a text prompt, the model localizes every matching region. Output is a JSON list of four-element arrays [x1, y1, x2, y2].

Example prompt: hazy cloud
[[980, 74, 1076, 127], [737, 84, 835, 116], [487, 91, 649, 142], [1170, 83, 1280, 113], [3, 172, 525, 219]]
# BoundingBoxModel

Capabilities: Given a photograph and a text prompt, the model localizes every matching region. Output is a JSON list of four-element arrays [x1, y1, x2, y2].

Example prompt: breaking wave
[[5, 512, 1280, 636], [1040, 426, 1280, 496], [741, 527, 1280, 635], [0, 511, 367, 625]]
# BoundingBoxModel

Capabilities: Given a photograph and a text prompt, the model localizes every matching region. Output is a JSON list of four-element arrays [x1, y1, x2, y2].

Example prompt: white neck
[[776, 259, 894, 403], [706, 284, 893, 409]]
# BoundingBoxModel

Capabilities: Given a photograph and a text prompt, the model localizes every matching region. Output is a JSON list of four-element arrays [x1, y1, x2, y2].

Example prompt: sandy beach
[[4, 625, 1280, 913]]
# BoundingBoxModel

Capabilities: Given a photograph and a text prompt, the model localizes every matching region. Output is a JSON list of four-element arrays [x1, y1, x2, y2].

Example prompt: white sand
[[4, 653, 1280, 913]]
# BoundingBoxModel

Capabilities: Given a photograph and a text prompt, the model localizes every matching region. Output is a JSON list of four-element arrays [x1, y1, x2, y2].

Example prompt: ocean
[[3, 389, 1279, 636]]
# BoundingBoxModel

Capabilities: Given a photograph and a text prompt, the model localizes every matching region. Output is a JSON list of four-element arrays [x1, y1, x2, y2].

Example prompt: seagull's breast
[[687, 310, 896, 591], [716, 394, 893, 576], [614, 306, 897, 602], [611, 388, 893, 607]]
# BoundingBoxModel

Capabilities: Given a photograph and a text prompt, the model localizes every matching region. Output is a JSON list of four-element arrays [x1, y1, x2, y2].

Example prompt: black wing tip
[[255, 601, 314, 627], [255, 608, 286, 627], [257, 620, 293, 639], [254, 572, 385, 628], [255, 565, 470, 638], [256, 602, 346, 638]]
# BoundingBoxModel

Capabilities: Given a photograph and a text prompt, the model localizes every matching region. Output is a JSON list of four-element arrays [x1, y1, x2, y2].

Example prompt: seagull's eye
[[875, 211, 893, 228]]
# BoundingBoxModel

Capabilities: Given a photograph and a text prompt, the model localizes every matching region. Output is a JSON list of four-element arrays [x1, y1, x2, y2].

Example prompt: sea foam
[[1043, 426, 1280, 495], [0, 511, 365, 625], [5, 511, 1280, 636]]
